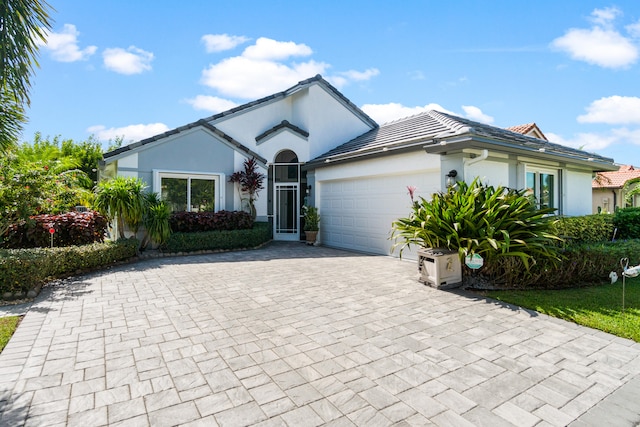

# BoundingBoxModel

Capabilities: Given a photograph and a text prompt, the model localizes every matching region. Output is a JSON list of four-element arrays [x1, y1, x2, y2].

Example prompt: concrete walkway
[[1, 242, 640, 426]]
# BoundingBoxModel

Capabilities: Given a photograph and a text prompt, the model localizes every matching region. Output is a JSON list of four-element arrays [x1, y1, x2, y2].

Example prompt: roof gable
[[506, 123, 548, 141], [255, 120, 309, 144], [102, 75, 377, 161], [103, 120, 266, 164]]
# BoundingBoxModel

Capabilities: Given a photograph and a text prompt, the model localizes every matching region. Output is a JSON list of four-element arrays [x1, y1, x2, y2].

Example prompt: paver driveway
[[1, 242, 640, 426]]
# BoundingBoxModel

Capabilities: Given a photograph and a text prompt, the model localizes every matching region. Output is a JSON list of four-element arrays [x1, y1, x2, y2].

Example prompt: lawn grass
[[484, 276, 640, 342], [0, 316, 20, 353]]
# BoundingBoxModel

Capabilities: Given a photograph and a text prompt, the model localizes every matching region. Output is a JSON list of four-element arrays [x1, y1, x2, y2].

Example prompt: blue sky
[[23, 0, 640, 166]]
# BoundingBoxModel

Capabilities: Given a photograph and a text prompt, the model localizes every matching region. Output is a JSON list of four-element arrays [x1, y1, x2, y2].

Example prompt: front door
[[272, 150, 301, 241], [274, 183, 299, 240]]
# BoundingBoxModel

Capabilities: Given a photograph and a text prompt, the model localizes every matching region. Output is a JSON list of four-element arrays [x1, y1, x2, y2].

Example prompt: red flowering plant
[[229, 157, 265, 220]]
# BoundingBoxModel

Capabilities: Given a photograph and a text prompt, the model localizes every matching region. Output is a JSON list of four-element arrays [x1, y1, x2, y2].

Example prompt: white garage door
[[318, 171, 439, 257]]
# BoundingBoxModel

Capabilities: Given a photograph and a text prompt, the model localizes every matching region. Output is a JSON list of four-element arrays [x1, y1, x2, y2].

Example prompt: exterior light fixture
[[446, 169, 458, 187]]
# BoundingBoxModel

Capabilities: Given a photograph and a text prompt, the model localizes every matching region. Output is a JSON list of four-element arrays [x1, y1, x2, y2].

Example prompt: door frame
[[273, 182, 300, 241]]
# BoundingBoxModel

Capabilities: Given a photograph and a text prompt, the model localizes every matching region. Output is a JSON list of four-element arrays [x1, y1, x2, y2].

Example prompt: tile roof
[[593, 165, 640, 188], [103, 75, 377, 161], [506, 122, 548, 141], [309, 110, 615, 170]]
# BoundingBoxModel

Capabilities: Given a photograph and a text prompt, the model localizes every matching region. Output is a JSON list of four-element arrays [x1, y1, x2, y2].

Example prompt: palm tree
[[0, 0, 53, 153], [94, 176, 146, 239]]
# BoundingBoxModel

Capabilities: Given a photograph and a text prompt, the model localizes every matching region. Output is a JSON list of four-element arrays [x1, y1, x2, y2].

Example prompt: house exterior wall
[[593, 188, 617, 213], [592, 186, 640, 213], [465, 159, 510, 187], [564, 169, 593, 216]]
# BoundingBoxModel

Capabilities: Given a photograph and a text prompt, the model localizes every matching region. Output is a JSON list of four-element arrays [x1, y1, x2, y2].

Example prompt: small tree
[[229, 157, 265, 220], [93, 176, 146, 239]]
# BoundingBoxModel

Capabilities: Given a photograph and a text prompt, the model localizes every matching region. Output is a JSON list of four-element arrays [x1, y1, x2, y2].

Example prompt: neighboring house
[[100, 75, 617, 257], [592, 165, 640, 213], [505, 123, 548, 141]]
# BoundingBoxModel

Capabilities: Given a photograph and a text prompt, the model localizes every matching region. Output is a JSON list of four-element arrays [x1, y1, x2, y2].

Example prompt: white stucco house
[[100, 75, 617, 256]]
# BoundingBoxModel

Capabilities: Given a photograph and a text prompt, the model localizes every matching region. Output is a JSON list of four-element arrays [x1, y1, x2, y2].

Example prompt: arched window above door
[[275, 150, 298, 164], [274, 150, 299, 183]]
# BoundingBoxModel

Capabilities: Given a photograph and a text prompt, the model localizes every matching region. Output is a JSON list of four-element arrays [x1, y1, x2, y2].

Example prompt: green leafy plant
[[0, 238, 138, 295], [553, 214, 615, 244], [391, 179, 562, 270], [302, 205, 320, 231], [614, 207, 640, 239], [141, 193, 171, 248], [93, 176, 146, 239], [164, 222, 270, 253]]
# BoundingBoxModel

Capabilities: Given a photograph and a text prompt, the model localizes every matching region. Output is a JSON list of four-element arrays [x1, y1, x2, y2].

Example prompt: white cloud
[[627, 20, 640, 38], [577, 96, 640, 124], [551, 8, 638, 68], [202, 56, 329, 99], [590, 6, 621, 28], [241, 37, 312, 60], [612, 127, 640, 145], [361, 102, 455, 124], [546, 131, 618, 151], [201, 34, 250, 53], [38, 24, 97, 62], [88, 123, 169, 142], [103, 46, 154, 75], [462, 105, 494, 124], [184, 95, 238, 112], [338, 68, 380, 81], [199, 37, 379, 100]]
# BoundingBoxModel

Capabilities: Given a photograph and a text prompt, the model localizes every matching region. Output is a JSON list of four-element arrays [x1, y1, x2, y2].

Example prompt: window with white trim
[[525, 168, 559, 212], [157, 172, 219, 213]]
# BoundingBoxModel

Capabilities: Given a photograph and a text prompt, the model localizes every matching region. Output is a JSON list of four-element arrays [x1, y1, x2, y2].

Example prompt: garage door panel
[[319, 171, 439, 256]]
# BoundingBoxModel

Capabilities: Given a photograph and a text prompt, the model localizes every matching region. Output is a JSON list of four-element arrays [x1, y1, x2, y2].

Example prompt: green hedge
[[553, 214, 615, 244], [0, 238, 138, 295], [614, 207, 640, 239], [466, 239, 640, 289], [163, 222, 271, 253]]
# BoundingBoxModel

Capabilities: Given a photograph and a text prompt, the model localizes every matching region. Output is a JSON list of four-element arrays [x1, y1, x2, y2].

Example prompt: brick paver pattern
[[1, 242, 640, 426]]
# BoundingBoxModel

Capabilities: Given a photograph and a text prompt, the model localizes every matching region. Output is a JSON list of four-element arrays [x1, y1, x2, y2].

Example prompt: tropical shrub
[[164, 222, 270, 252], [391, 179, 561, 269], [614, 207, 640, 239], [141, 193, 171, 248], [229, 157, 265, 219], [553, 214, 615, 244], [0, 238, 138, 295], [94, 176, 146, 239], [472, 239, 640, 289], [0, 153, 92, 239], [169, 210, 253, 233], [2, 211, 107, 249]]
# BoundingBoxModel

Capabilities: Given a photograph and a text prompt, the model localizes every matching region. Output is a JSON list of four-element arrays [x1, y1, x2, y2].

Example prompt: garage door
[[318, 171, 439, 257]]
